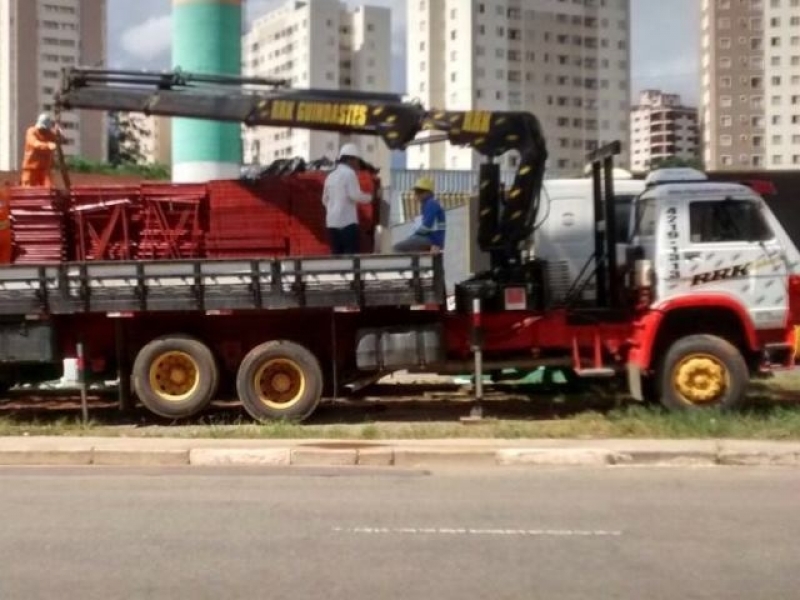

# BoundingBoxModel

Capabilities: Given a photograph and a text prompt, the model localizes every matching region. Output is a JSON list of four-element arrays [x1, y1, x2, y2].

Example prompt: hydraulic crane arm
[[56, 67, 425, 150], [422, 110, 547, 255], [56, 67, 548, 259]]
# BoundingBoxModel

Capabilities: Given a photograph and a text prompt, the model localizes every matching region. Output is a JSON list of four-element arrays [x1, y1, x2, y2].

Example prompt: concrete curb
[[92, 449, 190, 467], [190, 448, 290, 467], [0, 439, 799, 468], [0, 449, 93, 466]]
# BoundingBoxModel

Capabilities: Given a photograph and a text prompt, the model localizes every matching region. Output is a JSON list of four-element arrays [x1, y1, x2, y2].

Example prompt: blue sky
[[109, 0, 700, 105]]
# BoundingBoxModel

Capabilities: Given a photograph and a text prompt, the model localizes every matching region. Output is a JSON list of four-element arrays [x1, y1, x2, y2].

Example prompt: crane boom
[[55, 67, 548, 264]]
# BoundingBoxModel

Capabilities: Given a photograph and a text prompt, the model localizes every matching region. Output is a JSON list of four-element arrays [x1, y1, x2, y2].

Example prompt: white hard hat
[[36, 112, 54, 129], [338, 143, 361, 160]]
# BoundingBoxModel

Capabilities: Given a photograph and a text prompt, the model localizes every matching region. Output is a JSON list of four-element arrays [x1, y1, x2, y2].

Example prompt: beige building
[[242, 0, 392, 176], [0, 0, 107, 171], [630, 90, 699, 173], [124, 113, 172, 166], [701, 0, 800, 171], [406, 0, 631, 175]]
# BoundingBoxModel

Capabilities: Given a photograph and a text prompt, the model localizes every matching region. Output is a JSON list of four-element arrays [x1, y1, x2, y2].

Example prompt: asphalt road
[[0, 466, 797, 600]]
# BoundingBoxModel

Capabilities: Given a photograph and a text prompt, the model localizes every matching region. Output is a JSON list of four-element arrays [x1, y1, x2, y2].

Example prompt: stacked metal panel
[[287, 173, 330, 256], [205, 179, 291, 258], [9, 187, 69, 264], [137, 183, 206, 259], [70, 186, 141, 261], [6, 171, 380, 264]]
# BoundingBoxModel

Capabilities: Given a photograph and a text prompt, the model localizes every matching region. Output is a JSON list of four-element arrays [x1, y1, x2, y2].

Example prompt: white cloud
[[120, 14, 172, 63]]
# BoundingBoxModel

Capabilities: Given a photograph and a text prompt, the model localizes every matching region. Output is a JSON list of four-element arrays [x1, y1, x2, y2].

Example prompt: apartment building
[[0, 0, 106, 171], [406, 0, 631, 176], [701, 0, 800, 171], [124, 114, 172, 166], [630, 90, 699, 173], [242, 0, 392, 176]]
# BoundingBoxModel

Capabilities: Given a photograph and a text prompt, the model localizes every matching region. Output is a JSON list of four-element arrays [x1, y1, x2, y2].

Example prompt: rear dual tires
[[656, 334, 748, 411], [236, 340, 323, 423], [132, 334, 220, 420]]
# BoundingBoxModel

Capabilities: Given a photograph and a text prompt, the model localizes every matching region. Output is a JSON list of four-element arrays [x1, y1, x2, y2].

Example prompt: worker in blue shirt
[[393, 177, 446, 253]]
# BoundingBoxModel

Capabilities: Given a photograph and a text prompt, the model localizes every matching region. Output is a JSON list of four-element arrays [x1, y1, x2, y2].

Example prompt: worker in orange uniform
[[20, 113, 61, 187]]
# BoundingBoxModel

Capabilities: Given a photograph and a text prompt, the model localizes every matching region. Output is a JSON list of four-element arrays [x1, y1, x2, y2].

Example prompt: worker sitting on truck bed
[[322, 143, 373, 255], [393, 177, 446, 254], [20, 113, 60, 187]]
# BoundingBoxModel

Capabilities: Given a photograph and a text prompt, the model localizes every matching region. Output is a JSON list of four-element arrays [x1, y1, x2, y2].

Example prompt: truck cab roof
[[640, 181, 762, 203]]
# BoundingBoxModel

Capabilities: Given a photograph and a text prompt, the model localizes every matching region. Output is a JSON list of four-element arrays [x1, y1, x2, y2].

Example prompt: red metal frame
[[71, 192, 138, 261]]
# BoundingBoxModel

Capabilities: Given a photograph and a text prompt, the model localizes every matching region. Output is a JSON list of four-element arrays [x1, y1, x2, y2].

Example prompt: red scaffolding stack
[[137, 183, 206, 260], [10, 187, 69, 264], [205, 179, 291, 259], [287, 173, 330, 256], [69, 186, 141, 261]]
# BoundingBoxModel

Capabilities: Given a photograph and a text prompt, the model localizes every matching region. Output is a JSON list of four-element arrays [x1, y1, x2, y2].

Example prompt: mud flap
[[627, 363, 644, 401]]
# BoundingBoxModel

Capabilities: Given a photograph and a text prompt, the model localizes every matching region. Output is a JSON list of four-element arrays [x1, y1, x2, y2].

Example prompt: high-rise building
[[123, 114, 172, 166], [630, 90, 699, 173], [406, 0, 631, 176], [0, 0, 107, 172], [242, 0, 392, 177], [700, 0, 800, 171]]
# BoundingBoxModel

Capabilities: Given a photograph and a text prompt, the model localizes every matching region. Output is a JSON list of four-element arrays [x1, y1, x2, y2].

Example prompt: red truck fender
[[627, 293, 761, 373]]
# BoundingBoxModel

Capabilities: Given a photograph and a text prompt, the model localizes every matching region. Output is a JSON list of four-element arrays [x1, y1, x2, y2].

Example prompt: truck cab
[[629, 168, 800, 329], [623, 168, 800, 408]]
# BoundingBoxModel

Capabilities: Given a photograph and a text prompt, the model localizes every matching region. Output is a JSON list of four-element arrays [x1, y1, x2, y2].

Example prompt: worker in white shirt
[[322, 143, 373, 255]]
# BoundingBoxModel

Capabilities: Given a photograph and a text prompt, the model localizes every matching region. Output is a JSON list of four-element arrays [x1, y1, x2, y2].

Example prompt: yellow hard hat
[[413, 176, 435, 193]]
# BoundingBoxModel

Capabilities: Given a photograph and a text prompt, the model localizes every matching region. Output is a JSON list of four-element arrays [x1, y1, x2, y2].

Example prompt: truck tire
[[132, 334, 219, 419], [658, 334, 748, 411], [236, 340, 323, 422]]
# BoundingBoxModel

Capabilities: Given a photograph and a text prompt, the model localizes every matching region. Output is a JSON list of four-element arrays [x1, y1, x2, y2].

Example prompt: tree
[[65, 156, 170, 180]]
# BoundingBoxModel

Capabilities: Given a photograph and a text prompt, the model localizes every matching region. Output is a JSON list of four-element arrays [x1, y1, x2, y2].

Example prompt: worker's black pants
[[328, 224, 360, 255]]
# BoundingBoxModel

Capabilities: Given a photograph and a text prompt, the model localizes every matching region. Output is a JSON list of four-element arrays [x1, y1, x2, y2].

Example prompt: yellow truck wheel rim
[[254, 358, 306, 410], [148, 351, 201, 403], [673, 354, 728, 405]]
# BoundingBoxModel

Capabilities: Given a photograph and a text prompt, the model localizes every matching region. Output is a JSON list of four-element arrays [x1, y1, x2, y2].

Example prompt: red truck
[[0, 67, 797, 423]]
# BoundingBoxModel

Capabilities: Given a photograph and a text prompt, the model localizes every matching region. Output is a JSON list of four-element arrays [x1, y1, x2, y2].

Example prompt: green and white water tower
[[172, 0, 243, 182]]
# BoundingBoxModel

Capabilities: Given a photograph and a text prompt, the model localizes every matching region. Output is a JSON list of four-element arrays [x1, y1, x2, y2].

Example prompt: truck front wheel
[[236, 340, 323, 422], [132, 335, 220, 419], [659, 334, 748, 411]]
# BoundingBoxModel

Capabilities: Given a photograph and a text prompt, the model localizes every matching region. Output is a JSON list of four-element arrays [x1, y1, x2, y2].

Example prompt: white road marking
[[332, 527, 622, 537]]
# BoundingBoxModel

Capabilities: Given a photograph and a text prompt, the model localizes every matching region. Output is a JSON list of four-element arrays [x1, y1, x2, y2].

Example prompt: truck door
[[682, 197, 787, 329]]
